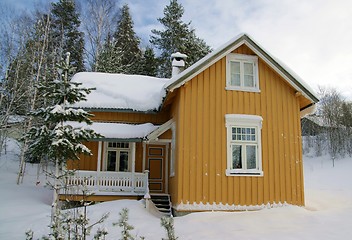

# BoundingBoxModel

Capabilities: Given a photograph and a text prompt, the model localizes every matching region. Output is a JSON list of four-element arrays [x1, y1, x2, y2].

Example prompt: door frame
[[143, 141, 170, 193]]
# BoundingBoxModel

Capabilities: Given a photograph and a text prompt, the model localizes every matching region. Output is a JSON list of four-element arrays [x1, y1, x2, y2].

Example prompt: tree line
[[303, 87, 352, 160], [0, 0, 211, 153]]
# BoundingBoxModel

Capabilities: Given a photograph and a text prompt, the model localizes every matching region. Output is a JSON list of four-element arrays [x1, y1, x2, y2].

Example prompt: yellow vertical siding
[[202, 68, 210, 204], [67, 141, 99, 170], [196, 72, 204, 204], [173, 45, 307, 208], [68, 142, 145, 174]]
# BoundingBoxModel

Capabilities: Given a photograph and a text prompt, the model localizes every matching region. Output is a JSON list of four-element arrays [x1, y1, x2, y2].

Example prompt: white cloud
[[7, 0, 352, 99], [173, 0, 352, 99]]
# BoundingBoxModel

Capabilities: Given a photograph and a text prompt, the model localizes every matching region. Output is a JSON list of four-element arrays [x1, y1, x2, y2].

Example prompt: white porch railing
[[61, 170, 149, 196]]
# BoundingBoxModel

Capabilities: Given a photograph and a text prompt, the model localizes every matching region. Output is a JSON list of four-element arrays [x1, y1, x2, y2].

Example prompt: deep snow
[[0, 138, 351, 239], [71, 72, 168, 111]]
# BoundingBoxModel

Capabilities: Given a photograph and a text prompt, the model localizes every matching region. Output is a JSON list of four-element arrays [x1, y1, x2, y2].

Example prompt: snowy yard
[[1, 139, 352, 240]]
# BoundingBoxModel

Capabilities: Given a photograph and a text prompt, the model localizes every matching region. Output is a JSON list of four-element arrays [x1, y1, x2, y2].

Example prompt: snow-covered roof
[[71, 72, 168, 112], [165, 33, 319, 106], [66, 121, 158, 140], [72, 34, 318, 113]]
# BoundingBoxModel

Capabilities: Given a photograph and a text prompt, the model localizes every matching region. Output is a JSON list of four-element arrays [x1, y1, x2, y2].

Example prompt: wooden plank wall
[[68, 142, 145, 172], [67, 141, 100, 171], [90, 110, 170, 125], [172, 44, 306, 207]]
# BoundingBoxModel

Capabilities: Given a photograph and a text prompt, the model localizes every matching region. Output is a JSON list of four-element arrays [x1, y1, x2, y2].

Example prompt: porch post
[[131, 142, 136, 192], [97, 141, 102, 191], [142, 142, 146, 171], [97, 141, 102, 172]]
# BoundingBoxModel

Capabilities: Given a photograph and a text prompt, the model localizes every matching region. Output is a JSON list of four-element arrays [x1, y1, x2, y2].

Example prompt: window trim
[[169, 123, 176, 177], [104, 142, 132, 172], [226, 53, 260, 92], [225, 114, 263, 176]]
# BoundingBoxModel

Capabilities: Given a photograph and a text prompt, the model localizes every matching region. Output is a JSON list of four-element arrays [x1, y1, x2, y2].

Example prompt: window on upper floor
[[225, 114, 263, 176], [226, 53, 259, 92]]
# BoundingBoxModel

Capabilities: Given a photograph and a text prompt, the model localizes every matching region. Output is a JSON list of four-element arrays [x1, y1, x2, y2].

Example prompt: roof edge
[[165, 33, 319, 104], [71, 107, 160, 114], [242, 35, 319, 103]]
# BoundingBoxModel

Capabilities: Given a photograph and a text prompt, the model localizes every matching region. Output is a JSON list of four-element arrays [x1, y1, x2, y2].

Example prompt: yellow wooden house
[[61, 33, 318, 214]]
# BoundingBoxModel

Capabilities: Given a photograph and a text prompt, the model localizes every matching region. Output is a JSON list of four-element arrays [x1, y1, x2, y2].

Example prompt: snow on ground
[[1, 138, 352, 239]]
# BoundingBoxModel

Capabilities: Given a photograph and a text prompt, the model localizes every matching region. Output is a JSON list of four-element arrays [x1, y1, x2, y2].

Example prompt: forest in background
[[1, 0, 352, 171], [1, 1, 352, 238], [0, 0, 211, 154]]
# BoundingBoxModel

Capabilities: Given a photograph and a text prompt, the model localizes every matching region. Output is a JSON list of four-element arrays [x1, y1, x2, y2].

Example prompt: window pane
[[244, 75, 254, 87], [246, 135, 251, 141], [119, 151, 129, 172], [231, 74, 241, 86], [232, 145, 242, 169], [107, 151, 117, 171], [244, 62, 253, 74], [230, 62, 241, 86], [246, 145, 257, 169], [231, 61, 240, 73]]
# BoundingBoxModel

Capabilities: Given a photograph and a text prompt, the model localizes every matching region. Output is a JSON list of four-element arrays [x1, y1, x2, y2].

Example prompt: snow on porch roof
[[71, 72, 169, 112], [66, 121, 159, 141]]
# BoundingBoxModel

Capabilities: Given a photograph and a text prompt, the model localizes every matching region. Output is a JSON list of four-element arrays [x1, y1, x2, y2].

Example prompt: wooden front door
[[146, 144, 166, 193]]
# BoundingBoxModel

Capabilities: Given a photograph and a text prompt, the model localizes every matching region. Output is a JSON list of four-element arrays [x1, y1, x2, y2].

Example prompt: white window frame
[[225, 114, 263, 176], [226, 53, 259, 92], [104, 142, 132, 172]]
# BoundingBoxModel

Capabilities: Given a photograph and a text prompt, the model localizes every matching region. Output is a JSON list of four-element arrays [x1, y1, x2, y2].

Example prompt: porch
[[60, 120, 174, 201], [61, 170, 149, 196]]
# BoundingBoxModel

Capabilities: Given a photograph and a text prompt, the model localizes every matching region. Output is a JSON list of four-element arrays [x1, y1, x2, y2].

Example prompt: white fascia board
[[243, 38, 319, 104], [166, 33, 318, 106], [166, 38, 246, 92], [146, 119, 174, 141]]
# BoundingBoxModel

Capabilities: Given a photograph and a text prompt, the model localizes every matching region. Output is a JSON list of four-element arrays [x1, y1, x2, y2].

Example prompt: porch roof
[[66, 121, 158, 141]]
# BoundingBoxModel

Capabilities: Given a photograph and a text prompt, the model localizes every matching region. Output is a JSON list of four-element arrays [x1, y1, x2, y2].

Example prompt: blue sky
[[3, 0, 352, 99]]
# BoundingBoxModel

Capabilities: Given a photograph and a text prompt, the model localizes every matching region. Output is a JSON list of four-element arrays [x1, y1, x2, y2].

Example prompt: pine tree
[[24, 53, 100, 222], [139, 46, 158, 77], [95, 33, 122, 73], [96, 4, 142, 74], [50, 0, 85, 73], [150, 0, 211, 78]]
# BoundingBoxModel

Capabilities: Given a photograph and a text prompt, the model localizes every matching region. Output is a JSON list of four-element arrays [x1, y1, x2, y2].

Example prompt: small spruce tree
[[114, 208, 135, 240], [24, 52, 100, 224]]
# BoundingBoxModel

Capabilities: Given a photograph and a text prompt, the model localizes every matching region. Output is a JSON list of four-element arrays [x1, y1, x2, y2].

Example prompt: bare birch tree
[[0, 6, 34, 155], [80, 0, 120, 71]]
